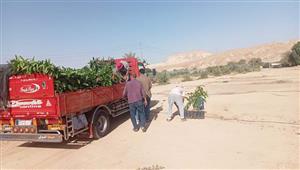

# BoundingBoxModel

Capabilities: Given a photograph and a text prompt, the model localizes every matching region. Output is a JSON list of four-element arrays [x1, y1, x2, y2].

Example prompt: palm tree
[[123, 52, 136, 58], [122, 52, 149, 66]]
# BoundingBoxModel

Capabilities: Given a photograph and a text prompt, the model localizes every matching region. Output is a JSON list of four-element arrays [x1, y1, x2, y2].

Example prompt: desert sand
[[1, 66, 299, 169]]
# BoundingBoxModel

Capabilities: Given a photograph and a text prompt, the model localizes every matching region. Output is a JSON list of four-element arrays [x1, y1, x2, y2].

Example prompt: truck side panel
[[58, 90, 93, 116], [9, 74, 55, 99], [112, 83, 125, 99], [58, 84, 125, 116], [92, 86, 113, 107], [9, 97, 58, 118]]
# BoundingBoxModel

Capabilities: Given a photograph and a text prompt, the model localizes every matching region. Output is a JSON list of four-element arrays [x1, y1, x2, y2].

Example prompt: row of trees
[[156, 58, 263, 85], [156, 41, 300, 85]]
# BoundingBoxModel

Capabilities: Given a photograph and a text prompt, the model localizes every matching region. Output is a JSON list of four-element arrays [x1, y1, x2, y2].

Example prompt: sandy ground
[[1, 67, 299, 169]]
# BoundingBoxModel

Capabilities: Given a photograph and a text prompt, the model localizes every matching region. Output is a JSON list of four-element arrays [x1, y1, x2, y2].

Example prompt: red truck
[[0, 57, 144, 142]]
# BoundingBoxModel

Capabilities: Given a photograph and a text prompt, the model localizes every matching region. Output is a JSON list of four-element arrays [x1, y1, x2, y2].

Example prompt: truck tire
[[92, 109, 111, 139]]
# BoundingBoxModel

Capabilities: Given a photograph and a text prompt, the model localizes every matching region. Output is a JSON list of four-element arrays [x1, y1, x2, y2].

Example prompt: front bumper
[[0, 133, 63, 143]]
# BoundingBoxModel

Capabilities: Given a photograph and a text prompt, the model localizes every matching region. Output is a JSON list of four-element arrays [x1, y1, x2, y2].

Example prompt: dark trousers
[[129, 100, 146, 129], [145, 96, 151, 121], [136, 96, 151, 122]]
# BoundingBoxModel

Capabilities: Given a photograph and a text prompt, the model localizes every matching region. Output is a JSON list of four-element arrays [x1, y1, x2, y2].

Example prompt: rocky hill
[[150, 40, 298, 71]]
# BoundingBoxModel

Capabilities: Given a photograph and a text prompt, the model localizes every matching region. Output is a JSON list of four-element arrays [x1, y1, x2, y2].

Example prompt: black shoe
[[181, 118, 187, 122], [141, 127, 146, 132], [133, 128, 139, 132]]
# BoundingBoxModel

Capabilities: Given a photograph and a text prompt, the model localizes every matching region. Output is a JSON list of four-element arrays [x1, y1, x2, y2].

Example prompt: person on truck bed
[[117, 61, 129, 76], [123, 74, 147, 132], [136, 68, 152, 122]]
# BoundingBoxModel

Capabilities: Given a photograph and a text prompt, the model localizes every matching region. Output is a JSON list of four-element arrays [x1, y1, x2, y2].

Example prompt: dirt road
[[1, 67, 299, 169]]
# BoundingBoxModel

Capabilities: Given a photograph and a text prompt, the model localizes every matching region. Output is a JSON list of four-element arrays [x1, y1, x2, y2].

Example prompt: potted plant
[[184, 85, 208, 119]]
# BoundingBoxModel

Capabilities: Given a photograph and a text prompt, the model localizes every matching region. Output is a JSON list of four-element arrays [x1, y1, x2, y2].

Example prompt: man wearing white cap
[[167, 85, 186, 121]]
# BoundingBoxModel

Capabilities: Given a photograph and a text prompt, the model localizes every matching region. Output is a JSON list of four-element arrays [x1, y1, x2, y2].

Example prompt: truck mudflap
[[0, 133, 63, 143]]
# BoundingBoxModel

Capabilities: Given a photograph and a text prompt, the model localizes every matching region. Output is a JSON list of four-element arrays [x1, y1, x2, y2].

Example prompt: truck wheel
[[92, 109, 111, 139]]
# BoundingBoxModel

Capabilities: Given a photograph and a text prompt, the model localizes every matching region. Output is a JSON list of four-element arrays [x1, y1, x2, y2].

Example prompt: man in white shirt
[[167, 85, 186, 121]]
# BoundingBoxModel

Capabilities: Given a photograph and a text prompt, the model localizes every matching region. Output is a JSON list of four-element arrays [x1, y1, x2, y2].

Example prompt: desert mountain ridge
[[150, 39, 299, 71]]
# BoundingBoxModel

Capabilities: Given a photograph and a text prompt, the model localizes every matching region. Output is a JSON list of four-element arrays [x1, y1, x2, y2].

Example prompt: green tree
[[226, 61, 238, 72], [182, 74, 192, 82], [157, 71, 169, 85], [199, 70, 208, 79], [248, 58, 262, 71], [248, 58, 262, 66], [290, 42, 300, 65], [238, 59, 247, 65]]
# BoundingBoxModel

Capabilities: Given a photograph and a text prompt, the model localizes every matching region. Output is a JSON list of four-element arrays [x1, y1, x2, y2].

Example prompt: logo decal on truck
[[10, 99, 43, 108], [20, 83, 40, 93]]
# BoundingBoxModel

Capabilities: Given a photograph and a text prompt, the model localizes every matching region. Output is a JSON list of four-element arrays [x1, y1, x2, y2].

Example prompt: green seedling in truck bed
[[9, 55, 121, 93]]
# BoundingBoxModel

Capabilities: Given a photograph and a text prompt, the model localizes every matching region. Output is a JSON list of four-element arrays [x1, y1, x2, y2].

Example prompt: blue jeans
[[129, 100, 146, 129], [135, 96, 151, 122]]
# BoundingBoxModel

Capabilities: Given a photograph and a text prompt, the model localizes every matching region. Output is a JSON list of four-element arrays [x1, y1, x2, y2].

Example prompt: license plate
[[3, 125, 12, 131], [16, 119, 32, 126]]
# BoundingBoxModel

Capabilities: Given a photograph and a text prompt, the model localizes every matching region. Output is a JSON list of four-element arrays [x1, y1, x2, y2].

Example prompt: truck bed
[[58, 83, 125, 116], [8, 74, 126, 118]]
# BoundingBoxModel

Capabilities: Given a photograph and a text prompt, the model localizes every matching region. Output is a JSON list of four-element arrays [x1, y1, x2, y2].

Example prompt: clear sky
[[1, 0, 299, 68]]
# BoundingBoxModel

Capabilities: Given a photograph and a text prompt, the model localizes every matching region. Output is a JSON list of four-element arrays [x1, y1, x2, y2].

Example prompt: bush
[[182, 74, 192, 82], [191, 70, 199, 76], [157, 71, 169, 85], [227, 61, 239, 71], [238, 59, 247, 65], [219, 65, 231, 75], [236, 65, 251, 73], [248, 58, 262, 71], [248, 58, 262, 66], [199, 71, 208, 79], [262, 62, 271, 68], [207, 66, 222, 76], [165, 68, 191, 79]]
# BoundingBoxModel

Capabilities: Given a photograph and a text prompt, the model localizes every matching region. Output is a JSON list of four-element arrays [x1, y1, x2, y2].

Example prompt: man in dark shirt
[[123, 74, 147, 132]]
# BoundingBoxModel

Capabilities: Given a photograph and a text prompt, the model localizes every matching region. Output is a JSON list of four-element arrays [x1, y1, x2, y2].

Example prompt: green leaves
[[10, 56, 58, 77], [185, 86, 208, 111], [9, 56, 120, 93]]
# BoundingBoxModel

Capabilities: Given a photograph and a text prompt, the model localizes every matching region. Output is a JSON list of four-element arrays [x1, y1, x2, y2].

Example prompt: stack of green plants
[[9, 56, 120, 93], [185, 86, 208, 111]]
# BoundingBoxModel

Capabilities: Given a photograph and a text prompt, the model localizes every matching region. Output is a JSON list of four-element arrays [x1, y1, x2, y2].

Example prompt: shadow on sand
[[144, 100, 163, 131], [18, 136, 93, 149], [167, 110, 206, 121], [18, 100, 162, 148], [18, 112, 131, 149]]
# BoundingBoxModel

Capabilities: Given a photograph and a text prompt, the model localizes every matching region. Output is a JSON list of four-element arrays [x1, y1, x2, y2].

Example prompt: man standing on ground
[[136, 68, 152, 122], [167, 85, 186, 121], [123, 74, 147, 132]]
